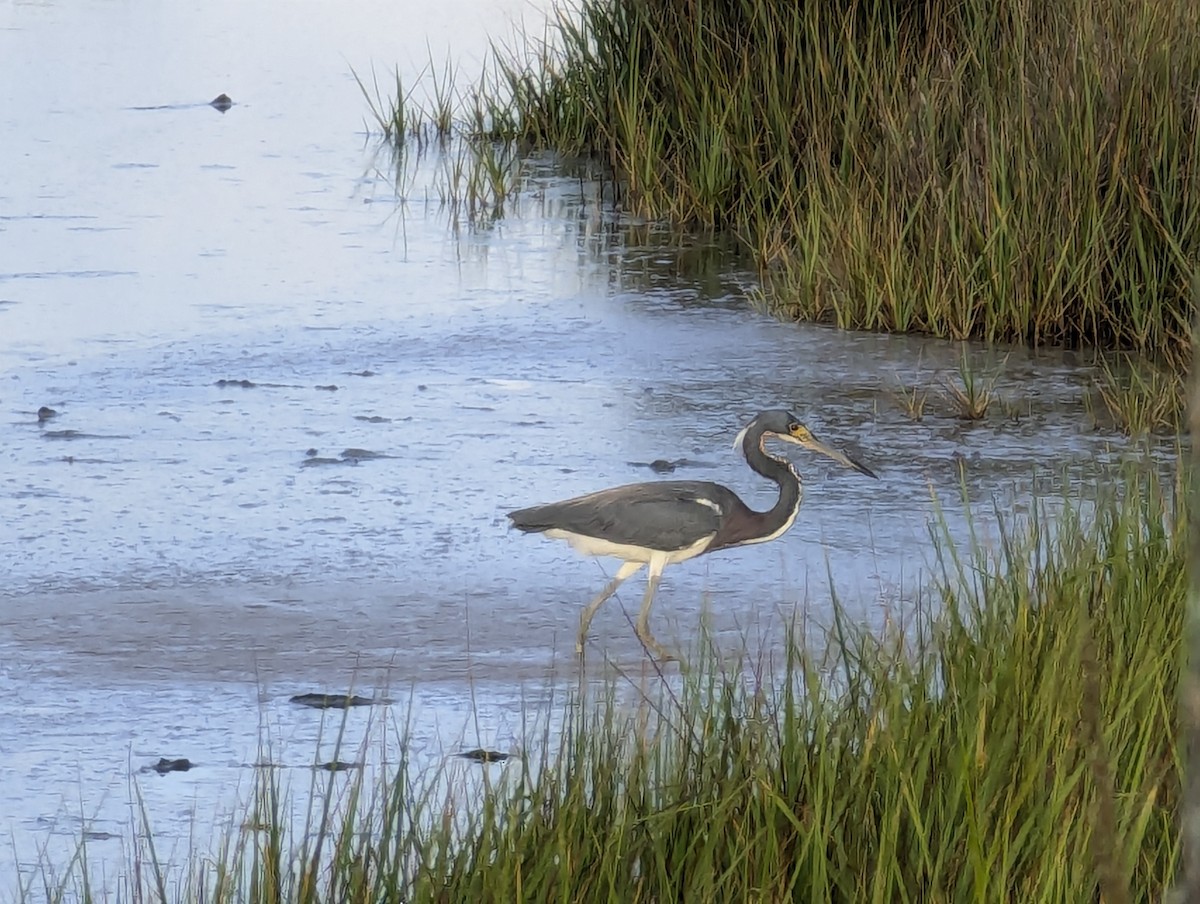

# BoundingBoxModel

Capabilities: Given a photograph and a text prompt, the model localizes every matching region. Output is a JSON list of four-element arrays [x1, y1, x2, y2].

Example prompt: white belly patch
[[543, 529, 716, 565]]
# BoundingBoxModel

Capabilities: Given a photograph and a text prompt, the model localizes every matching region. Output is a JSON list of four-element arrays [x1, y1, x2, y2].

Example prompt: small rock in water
[[340, 448, 387, 461], [631, 457, 712, 473], [289, 692, 384, 709], [301, 448, 391, 467], [37, 406, 57, 421], [317, 760, 360, 772], [456, 748, 512, 764], [210, 93, 233, 112], [300, 455, 343, 467], [83, 830, 120, 841], [628, 458, 688, 474], [144, 757, 195, 775]]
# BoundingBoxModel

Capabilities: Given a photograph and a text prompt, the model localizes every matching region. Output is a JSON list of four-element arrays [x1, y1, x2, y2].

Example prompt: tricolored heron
[[508, 409, 877, 661]]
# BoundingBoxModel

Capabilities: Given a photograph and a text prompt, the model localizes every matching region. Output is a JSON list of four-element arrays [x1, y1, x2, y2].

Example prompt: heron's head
[[737, 409, 877, 478]]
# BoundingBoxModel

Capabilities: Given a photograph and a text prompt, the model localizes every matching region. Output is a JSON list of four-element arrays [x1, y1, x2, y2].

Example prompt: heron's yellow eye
[[788, 422, 810, 440]]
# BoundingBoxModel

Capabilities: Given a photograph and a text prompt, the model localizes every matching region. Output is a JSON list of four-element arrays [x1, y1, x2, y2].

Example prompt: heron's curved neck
[[740, 429, 802, 540]]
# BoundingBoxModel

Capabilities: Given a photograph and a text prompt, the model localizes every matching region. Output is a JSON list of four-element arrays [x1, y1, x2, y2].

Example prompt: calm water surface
[[0, 0, 1176, 893]]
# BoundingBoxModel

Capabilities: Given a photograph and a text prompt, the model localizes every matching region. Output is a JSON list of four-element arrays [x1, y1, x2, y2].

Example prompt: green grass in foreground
[[28, 474, 1182, 901], [464, 0, 1200, 362]]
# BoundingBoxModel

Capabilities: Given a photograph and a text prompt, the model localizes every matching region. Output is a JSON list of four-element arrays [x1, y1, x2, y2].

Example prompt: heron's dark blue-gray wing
[[508, 480, 739, 552]]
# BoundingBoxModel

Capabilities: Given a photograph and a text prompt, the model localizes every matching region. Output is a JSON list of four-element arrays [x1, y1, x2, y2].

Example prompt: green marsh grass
[[352, 61, 525, 223], [1093, 354, 1188, 435], [466, 0, 1200, 363], [354, 60, 458, 148], [943, 348, 1001, 421], [22, 476, 1183, 900], [888, 378, 929, 422]]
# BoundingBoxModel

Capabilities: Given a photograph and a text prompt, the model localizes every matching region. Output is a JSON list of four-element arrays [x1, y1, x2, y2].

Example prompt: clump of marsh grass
[[888, 378, 929, 421], [20, 472, 1182, 901], [352, 59, 529, 224], [354, 59, 460, 149], [1093, 353, 1187, 435], [942, 348, 1001, 420], [466, 0, 1200, 364]]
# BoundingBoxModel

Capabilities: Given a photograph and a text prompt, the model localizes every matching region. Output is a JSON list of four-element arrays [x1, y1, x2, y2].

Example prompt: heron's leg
[[635, 556, 677, 663], [577, 561, 643, 654]]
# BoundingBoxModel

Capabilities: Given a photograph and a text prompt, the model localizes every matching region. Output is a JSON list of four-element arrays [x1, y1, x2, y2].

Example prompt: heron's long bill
[[786, 432, 877, 479]]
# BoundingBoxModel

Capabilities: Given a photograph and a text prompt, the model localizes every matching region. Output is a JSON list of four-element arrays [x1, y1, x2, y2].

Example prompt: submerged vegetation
[[25, 480, 1183, 900]]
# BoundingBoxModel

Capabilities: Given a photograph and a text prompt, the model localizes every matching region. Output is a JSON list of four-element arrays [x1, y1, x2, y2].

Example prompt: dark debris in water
[[210, 93, 233, 112], [301, 448, 393, 467], [354, 415, 392, 423], [83, 830, 120, 841], [317, 760, 360, 772], [37, 406, 57, 421], [301, 456, 344, 467], [315, 384, 339, 391], [41, 429, 130, 440], [456, 748, 513, 764], [214, 378, 304, 390], [143, 757, 195, 775], [628, 458, 714, 473], [289, 692, 390, 709], [346, 370, 377, 377], [340, 448, 391, 460]]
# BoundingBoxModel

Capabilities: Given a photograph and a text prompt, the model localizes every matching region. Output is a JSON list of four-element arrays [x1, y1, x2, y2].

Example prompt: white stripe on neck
[[734, 461, 803, 547]]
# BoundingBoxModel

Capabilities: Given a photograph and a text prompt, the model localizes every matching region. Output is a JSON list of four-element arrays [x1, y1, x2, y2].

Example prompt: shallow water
[[0, 0, 1178, 894]]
